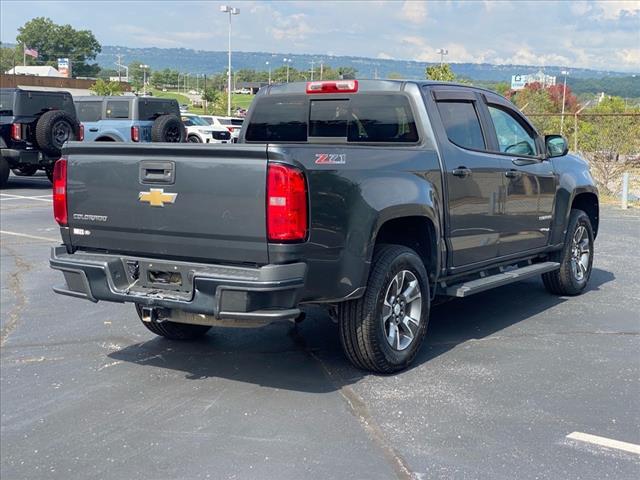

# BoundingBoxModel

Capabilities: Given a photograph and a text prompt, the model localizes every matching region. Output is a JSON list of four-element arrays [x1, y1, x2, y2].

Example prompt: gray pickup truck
[[50, 80, 599, 373]]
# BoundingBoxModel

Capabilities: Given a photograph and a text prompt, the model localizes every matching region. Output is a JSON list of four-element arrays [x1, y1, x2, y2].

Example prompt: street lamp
[[283, 58, 292, 82], [139, 64, 149, 95], [266, 61, 271, 84], [560, 70, 569, 135], [435, 49, 448, 81], [220, 5, 240, 116], [436, 48, 448, 68]]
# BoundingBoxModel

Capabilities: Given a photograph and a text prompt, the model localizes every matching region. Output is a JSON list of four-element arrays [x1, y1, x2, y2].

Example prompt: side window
[[105, 101, 130, 119], [75, 102, 102, 122], [487, 106, 537, 156], [436, 101, 485, 150]]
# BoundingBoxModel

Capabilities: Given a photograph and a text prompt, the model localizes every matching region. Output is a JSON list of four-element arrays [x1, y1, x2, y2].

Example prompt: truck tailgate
[[64, 143, 269, 264]]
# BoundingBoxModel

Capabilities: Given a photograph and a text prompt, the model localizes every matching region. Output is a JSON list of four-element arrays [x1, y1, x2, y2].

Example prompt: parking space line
[[0, 230, 58, 242], [0, 193, 53, 203], [566, 432, 640, 455]]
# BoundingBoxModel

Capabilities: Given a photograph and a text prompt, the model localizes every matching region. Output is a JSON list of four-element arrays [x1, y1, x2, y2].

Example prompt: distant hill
[[96, 45, 636, 83]]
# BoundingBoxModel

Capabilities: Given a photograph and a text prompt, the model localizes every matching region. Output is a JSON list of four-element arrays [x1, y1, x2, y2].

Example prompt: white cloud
[[268, 13, 314, 42], [593, 0, 640, 19], [616, 47, 640, 66], [398, 1, 428, 24]]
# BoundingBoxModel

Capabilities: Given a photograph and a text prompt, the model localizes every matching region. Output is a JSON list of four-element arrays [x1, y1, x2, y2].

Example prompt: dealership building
[[510, 70, 557, 90]]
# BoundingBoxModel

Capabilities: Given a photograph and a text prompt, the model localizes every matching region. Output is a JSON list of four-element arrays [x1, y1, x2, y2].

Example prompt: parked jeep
[[0, 88, 81, 187], [74, 96, 184, 143]]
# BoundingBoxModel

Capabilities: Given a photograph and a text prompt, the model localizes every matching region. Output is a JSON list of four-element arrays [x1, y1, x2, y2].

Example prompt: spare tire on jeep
[[35, 110, 79, 157], [151, 114, 185, 143]]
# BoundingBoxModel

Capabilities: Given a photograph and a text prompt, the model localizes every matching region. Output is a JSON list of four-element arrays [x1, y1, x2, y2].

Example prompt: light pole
[[266, 61, 271, 84], [560, 70, 569, 135], [139, 64, 149, 95], [435, 49, 448, 81], [184, 73, 190, 94], [220, 5, 240, 116], [436, 48, 448, 68], [283, 58, 292, 82]]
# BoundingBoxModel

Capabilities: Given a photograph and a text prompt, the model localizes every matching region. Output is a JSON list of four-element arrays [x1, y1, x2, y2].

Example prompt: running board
[[445, 262, 560, 298]]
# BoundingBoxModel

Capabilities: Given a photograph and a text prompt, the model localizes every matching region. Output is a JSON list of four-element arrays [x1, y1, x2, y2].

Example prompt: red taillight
[[306, 80, 359, 94], [267, 163, 307, 242], [78, 124, 84, 141], [131, 125, 140, 142], [226, 126, 234, 133], [11, 123, 21, 141], [53, 158, 68, 226]]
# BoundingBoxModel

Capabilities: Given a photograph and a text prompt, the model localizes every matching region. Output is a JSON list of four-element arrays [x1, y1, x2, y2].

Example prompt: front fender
[[550, 154, 599, 244]]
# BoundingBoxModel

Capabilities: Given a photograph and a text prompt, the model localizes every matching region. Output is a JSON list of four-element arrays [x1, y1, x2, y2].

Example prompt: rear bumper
[[1, 148, 41, 166], [50, 246, 306, 323]]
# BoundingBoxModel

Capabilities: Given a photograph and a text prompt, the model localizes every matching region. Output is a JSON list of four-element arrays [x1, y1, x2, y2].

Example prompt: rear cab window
[[245, 94, 419, 144]]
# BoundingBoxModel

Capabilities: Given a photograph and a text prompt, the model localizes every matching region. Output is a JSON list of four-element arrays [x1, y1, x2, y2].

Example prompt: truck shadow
[[5, 173, 52, 190], [109, 268, 614, 393]]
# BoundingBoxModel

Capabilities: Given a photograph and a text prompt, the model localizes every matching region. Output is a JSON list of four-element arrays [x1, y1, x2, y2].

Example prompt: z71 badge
[[315, 153, 346, 165]]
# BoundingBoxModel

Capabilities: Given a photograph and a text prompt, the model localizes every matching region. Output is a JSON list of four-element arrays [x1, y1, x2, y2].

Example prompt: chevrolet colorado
[[50, 80, 599, 373]]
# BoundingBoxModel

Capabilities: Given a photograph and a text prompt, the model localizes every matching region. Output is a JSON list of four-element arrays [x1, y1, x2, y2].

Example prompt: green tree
[[337, 66, 357, 80], [90, 79, 123, 96], [0, 45, 22, 73], [16, 17, 101, 77], [425, 64, 455, 81]]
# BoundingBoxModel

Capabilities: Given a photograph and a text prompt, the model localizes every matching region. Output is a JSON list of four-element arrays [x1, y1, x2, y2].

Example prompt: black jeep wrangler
[[0, 88, 82, 188]]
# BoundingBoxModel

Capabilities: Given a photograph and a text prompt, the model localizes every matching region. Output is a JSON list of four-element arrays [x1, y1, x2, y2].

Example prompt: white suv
[[181, 114, 231, 143], [200, 115, 243, 142]]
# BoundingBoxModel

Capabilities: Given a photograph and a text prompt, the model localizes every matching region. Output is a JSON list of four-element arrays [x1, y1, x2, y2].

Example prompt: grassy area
[[150, 88, 254, 115], [150, 88, 191, 105]]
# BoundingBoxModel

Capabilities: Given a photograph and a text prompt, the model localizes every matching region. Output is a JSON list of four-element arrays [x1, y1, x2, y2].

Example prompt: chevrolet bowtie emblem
[[138, 188, 177, 207]]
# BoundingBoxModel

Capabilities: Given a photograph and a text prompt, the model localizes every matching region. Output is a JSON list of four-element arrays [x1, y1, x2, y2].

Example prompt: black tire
[[135, 305, 211, 340], [12, 165, 38, 176], [35, 110, 78, 157], [338, 245, 430, 373], [187, 135, 202, 143], [151, 114, 185, 143], [0, 158, 9, 188], [542, 209, 594, 296]]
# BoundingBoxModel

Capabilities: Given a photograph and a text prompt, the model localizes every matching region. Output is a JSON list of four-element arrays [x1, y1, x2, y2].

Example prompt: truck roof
[[262, 79, 501, 98]]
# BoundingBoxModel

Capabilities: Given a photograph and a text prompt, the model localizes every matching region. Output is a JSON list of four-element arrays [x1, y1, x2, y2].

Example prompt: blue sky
[[1, 0, 639, 72]]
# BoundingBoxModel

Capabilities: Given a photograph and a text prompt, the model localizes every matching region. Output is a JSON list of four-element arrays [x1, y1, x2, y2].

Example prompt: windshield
[[182, 115, 209, 127]]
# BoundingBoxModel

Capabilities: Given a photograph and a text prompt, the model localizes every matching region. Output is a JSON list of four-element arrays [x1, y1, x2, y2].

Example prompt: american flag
[[24, 46, 38, 58]]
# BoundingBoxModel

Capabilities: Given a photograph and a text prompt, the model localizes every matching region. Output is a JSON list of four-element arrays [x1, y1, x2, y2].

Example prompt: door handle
[[139, 161, 175, 184], [452, 167, 472, 178], [505, 169, 521, 179], [89, 128, 99, 132], [512, 157, 540, 166]]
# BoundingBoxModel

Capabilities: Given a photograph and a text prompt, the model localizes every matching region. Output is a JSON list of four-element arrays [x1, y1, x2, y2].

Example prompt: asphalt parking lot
[[1, 173, 639, 480]]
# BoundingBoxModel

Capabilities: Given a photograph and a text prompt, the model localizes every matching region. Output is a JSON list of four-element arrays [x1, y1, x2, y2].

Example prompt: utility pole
[[320, 60, 323, 80], [220, 5, 240, 117], [266, 61, 271, 84], [116, 53, 122, 82], [310, 60, 315, 81], [560, 70, 568, 135], [203, 74, 208, 113]]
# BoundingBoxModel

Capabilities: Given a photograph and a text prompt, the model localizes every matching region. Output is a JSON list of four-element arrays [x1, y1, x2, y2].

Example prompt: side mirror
[[545, 134, 568, 158]]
